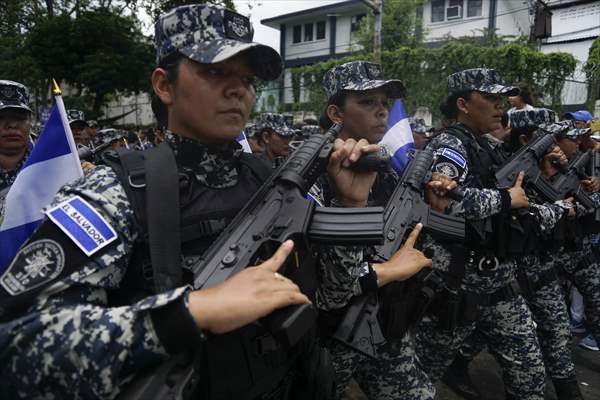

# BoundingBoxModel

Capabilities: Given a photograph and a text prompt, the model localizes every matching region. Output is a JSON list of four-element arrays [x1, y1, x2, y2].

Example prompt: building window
[[304, 23, 313, 41], [316, 21, 326, 40], [351, 14, 366, 32], [431, 0, 445, 22], [293, 25, 301, 43], [467, 0, 482, 17]]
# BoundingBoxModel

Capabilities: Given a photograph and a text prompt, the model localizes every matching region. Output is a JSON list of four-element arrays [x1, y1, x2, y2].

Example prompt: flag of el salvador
[[379, 99, 415, 175], [0, 95, 83, 273]]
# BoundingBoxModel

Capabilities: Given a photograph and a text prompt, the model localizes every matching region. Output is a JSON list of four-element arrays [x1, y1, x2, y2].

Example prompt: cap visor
[[0, 103, 32, 113], [180, 39, 282, 81], [345, 79, 406, 98], [479, 84, 520, 97]]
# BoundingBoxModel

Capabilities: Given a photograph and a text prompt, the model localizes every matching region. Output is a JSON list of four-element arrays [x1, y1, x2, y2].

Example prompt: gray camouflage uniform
[[0, 4, 286, 399], [414, 69, 547, 400], [316, 61, 434, 400], [457, 109, 581, 387], [0, 80, 33, 192]]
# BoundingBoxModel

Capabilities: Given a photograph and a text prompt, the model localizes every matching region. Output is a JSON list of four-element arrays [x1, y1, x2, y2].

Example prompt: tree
[[585, 36, 600, 111], [293, 41, 576, 120], [355, 0, 425, 53]]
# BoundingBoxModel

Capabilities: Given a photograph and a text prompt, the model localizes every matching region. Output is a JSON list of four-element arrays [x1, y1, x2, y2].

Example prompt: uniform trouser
[[415, 294, 546, 400], [324, 333, 435, 400], [563, 248, 600, 343], [458, 280, 576, 381]]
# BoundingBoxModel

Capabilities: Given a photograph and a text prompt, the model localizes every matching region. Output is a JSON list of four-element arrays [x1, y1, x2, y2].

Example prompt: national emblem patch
[[45, 196, 117, 256], [0, 239, 64, 295]]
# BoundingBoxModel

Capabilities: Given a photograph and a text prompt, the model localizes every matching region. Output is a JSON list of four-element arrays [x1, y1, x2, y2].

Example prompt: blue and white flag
[[0, 87, 83, 273], [380, 99, 415, 175], [237, 132, 252, 153]]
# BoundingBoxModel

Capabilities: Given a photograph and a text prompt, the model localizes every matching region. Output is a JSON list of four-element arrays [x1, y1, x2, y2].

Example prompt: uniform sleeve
[[529, 201, 566, 233], [427, 133, 508, 220], [0, 166, 197, 399]]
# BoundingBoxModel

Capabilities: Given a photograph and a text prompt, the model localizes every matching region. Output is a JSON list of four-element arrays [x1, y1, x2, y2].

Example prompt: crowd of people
[[0, 3, 599, 400]]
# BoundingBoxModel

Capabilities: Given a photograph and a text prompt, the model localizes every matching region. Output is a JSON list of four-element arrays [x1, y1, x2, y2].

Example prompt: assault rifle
[[77, 141, 112, 162], [495, 131, 561, 202], [552, 150, 595, 211], [333, 148, 465, 356], [118, 123, 390, 400]]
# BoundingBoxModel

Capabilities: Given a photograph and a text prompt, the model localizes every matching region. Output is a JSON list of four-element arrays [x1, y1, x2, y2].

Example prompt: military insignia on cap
[[0, 239, 65, 296], [224, 9, 252, 42], [366, 63, 382, 80], [45, 196, 117, 256], [0, 86, 16, 99]]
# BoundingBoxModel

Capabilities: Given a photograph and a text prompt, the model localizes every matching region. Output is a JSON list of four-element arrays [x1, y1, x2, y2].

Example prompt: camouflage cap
[[565, 127, 592, 140], [539, 120, 576, 135], [322, 61, 406, 100], [67, 109, 88, 126], [256, 112, 294, 137], [447, 68, 519, 97], [0, 80, 32, 113], [509, 108, 556, 129], [97, 128, 128, 145], [155, 4, 282, 80], [409, 117, 428, 134], [244, 122, 257, 137], [301, 124, 321, 136]]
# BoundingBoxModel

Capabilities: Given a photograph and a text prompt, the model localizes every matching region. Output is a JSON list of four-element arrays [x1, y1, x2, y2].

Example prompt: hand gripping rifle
[[117, 123, 389, 400], [495, 131, 561, 202], [332, 148, 466, 357], [551, 150, 595, 211]]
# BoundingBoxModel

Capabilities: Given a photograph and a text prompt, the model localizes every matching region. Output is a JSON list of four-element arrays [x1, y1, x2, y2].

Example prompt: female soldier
[[0, 5, 388, 399], [315, 60, 455, 400], [415, 68, 548, 400]]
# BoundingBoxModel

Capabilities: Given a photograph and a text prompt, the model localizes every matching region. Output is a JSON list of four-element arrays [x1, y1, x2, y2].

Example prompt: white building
[[421, 0, 600, 112], [261, 0, 371, 112]]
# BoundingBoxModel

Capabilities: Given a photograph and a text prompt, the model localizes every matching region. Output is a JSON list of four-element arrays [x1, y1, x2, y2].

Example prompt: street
[[346, 333, 600, 399]]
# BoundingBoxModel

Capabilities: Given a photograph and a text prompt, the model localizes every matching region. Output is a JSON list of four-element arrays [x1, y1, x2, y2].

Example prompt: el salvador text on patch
[[45, 196, 117, 256], [441, 148, 467, 169]]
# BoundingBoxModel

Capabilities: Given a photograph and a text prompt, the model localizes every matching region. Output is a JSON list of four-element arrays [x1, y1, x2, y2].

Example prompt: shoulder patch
[[45, 196, 117, 256], [0, 239, 64, 295], [441, 148, 467, 169]]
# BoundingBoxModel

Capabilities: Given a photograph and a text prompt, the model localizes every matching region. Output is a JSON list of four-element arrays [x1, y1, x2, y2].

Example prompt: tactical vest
[[444, 124, 540, 257], [107, 143, 323, 400]]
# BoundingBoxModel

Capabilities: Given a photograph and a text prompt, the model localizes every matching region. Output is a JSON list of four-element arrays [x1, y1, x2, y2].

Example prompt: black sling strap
[[144, 143, 182, 292]]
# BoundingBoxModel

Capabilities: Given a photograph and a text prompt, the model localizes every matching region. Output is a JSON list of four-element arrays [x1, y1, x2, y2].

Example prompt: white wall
[[285, 19, 330, 60], [101, 92, 154, 127], [541, 39, 594, 106], [335, 15, 362, 54], [495, 0, 530, 37], [546, 1, 600, 43]]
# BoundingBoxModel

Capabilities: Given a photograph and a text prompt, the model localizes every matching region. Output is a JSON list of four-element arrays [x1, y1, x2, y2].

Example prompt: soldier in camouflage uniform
[[444, 108, 586, 400], [0, 5, 380, 399], [0, 80, 33, 193], [256, 112, 294, 165], [549, 125, 600, 350], [414, 68, 550, 400], [67, 109, 91, 146], [315, 60, 459, 400]]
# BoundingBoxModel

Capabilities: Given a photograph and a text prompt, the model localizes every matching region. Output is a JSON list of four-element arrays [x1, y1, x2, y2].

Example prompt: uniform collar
[[165, 131, 243, 188]]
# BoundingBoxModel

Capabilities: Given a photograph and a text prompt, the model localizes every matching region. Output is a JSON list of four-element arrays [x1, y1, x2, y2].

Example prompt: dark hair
[[151, 52, 186, 126], [321, 90, 348, 129], [515, 82, 534, 106], [508, 125, 537, 152], [440, 90, 473, 119]]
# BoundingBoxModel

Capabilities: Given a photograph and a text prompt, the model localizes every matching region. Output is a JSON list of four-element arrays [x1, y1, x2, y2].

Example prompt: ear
[[326, 104, 343, 124], [261, 131, 270, 144], [151, 68, 174, 106], [456, 96, 469, 115], [518, 134, 528, 146]]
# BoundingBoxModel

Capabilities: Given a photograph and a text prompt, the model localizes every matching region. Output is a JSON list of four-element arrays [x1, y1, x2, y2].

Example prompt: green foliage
[[585, 36, 600, 109], [136, 0, 236, 21], [293, 41, 576, 119], [355, 0, 425, 52]]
